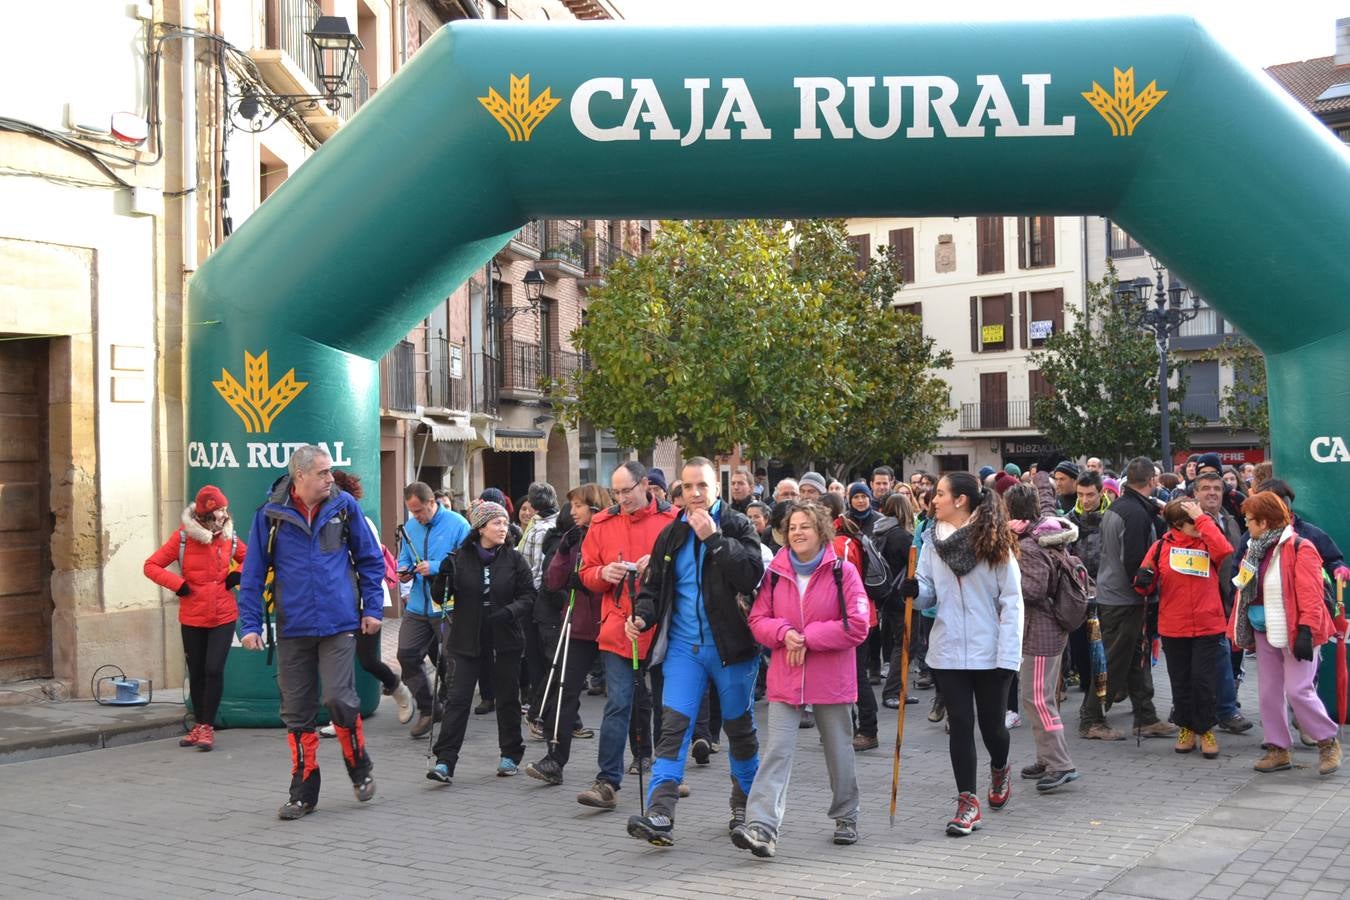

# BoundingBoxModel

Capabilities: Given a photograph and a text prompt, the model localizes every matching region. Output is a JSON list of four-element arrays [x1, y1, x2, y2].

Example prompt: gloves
[[224, 571, 241, 590], [1293, 625, 1314, 662], [176, 583, 191, 597], [900, 578, 920, 600], [488, 607, 513, 626]]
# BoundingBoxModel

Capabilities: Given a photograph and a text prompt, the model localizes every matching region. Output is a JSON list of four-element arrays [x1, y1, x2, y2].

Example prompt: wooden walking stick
[[890, 544, 918, 827]]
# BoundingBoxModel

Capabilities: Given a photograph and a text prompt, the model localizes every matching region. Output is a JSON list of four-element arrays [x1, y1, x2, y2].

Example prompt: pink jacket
[[749, 545, 870, 706]]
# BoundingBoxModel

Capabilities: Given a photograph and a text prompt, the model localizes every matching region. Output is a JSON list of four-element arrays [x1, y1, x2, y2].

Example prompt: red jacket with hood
[[579, 495, 677, 657], [144, 507, 247, 628], [1138, 514, 1232, 638]]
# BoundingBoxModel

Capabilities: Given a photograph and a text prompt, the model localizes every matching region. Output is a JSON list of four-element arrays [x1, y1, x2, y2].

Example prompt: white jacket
[[915, 528, 1024, 672]]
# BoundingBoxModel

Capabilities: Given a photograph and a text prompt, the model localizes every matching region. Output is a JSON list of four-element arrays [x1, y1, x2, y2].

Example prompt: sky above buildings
[[615, 1, 1342, 73]]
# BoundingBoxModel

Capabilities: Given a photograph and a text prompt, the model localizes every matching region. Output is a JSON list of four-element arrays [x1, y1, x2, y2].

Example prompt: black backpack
[[858, 533, 895, 603]]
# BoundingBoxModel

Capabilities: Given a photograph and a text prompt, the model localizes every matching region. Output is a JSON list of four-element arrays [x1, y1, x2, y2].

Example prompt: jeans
[[595, 650, 652, 789], [1215, 635, 1239, 720]]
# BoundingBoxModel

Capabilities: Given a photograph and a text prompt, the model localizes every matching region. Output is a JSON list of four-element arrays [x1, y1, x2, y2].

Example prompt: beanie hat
[[1003, 463, 1022, 477], [993, 472, 1018, 495], [1195, 452, 1223, 475], [471, 501, 508, 532], [800, 472, 828, 494], [646, 468, 668, 492], [1053, 461, 1081, 480], [479, 487, 507, 506], [1103, 477, 1121, 497], [847, 481, 873, 500], [978, 466, 996, 480], [195, 485, 228, 516]]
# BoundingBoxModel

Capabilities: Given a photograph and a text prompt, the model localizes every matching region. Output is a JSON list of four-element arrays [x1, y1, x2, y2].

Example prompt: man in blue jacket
[[238, 445, 387, 820], [397, 481, 471, 737]]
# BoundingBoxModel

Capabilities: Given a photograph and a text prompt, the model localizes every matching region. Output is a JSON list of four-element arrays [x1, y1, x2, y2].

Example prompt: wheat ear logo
[[1082, 67, 1167, 137], [479, 74, 560, 141], [212, 350, 308, 434]]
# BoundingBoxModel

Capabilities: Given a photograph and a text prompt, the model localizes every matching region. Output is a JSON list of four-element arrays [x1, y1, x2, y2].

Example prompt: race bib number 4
[[1170, 547, 1211, 578]]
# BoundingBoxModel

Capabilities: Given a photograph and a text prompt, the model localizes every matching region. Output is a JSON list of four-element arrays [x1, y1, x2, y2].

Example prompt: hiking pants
[[1255, 630, 1337, 749], [398, 612, 449, 715], [355, 628, 399, 694], [539, 638, 599, 770], [1079, 603, 1159, 729], [854, 642, 879, 737], [1020, 653, 1073, 773], [432, 645, 523, 774], [744, 701, 858, 839], [277, 631, 360, 731]]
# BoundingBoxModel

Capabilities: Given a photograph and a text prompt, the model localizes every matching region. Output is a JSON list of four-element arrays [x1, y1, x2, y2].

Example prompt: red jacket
[[1140, 515, 1233, 638], [579, 496, 677, 657], [831, 525, 877, 629], [144, 507, 247, 628], [1228, 525, 1336, 649]]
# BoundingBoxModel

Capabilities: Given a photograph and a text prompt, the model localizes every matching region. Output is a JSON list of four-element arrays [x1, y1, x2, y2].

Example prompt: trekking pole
[[428, 592, 452, 762], [890, 544, 917, 827], [546, 589, 577, 754], [626, 566, 646, 816]]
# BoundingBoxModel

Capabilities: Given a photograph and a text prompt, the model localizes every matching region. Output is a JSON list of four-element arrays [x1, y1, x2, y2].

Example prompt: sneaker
[[474, 699, 495, 715], [882, 697, 901, 709], [946, 792, 982, 836], [318, 723, 337, 738], [851, 733, 879, 752], [1175, 727, 1196, 754], [426, 763, 452, 784], [195, 724, 215, 752], [1253, 746, 1293, 773], [988, 764, 1011, 810], [1317, 737, 1342, 776], [832, 819, 858, 845], [800, 709, 816, 729], [528, 719, 546, 741], [392, 683, 415, 724], [277, 798, 315, 820], [353, 775, 376, 802], [1137, 720, 1178, 739], [1079, 723, 1125, 741], [729, 804, 746, 834], [927, 697, 946, 723], [1036, 769, 1080, 792], [572, 724, 595, 739], [692, 738, 711, 766], [1200, 730, 1220, 759], [627, 812, 675, 847], [1005, 711, 1022, 729], [730, 822, 775, 857], [179, 724, 203, 747], [1021, 762, 1047, 780], [496, 757, 518, 777], [410, 713, 434, 739], [627, 757, 651, 776], [905, 694, 920, 705], [525, 757, 564, 785], [576, 779, 618, 810], [586, 676, 605, 696], [915, 671, 934, 690], [709, 742, 720, 754], [1218, 713, 1254, 734]]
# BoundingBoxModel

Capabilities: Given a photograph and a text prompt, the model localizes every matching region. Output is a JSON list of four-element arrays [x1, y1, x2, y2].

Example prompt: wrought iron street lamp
[[489, 265, 548, 323], [230, 16, 363, 132]]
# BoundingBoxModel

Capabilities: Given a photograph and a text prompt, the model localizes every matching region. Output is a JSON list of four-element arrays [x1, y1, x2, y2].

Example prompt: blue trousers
[[1215, 634, 1238, 720], [648, 640, 759, 806]]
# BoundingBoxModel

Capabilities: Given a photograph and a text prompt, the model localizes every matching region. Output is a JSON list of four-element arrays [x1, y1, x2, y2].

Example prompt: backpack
[[1291, 535, 1341, 622], [379, 543, 399, 605], [1045, 545, 1092, 632], [858, 532, 894, 602], [770, 559, 850, 632]]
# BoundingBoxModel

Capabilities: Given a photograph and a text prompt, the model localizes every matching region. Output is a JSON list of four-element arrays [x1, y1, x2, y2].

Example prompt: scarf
[[1233, 528, 1283, 650], [475, 542, 502, 565], [789, 546, 825, 577], [931, 521, 978, 577], [846, 506, 876, 528]]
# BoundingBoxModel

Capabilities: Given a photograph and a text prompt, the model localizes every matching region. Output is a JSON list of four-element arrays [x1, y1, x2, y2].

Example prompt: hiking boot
[[1218, 713, 1253, 734], [496, 757, 518, 777], [728, 804, 746, 834], [1174, 727, 1196, 754], [195, 724, 215, 752], [352, 775, 376, 802], [1317, 738, 1342, 776], [852, 733, 879, 752], [927, 696, 946, 723], [525, 757, 564, 785], [179, 724, 203, 747], [1036, 769, 1080, 792], [1137, 720, 1178, 738], [474, 699, 495, 715], [577, 779, 618, 810], [946, 792, 982, 836], [1021, 762, 1047, 780], [915, 670, 934, 690], [426, 763, 452, 784], [730, 822, 775, 857], [627, 812, 675, 846], [391, 683, 415, 724], [627, 757, 651, 776], [1080, 723, 1125, 741], [832, 819, 858, 845], [729, 776, 748, 834], [410, 713, 434, 739], [277, 798, 315, 820], [572, 724, 594, 739], [988, 764, 1012, 810], [692, 738, 711, 766], [1200, 731, 1220, 759], [1253, 746, 1292, 773]]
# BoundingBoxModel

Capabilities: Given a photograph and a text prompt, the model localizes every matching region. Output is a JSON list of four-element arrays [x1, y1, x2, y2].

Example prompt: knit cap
[[471, 501, 508, 531]]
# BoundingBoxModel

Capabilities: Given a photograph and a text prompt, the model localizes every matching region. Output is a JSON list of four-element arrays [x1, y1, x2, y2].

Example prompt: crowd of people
[[144, 445, 1347, 851]]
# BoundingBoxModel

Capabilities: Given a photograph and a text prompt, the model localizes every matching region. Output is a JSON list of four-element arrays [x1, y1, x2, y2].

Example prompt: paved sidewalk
[[0, 623, 1344, 898]]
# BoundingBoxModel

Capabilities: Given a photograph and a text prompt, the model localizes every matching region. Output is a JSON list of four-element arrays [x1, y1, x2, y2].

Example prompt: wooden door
[[980, 371, 1008, 430], [0, 339, 52, 680]]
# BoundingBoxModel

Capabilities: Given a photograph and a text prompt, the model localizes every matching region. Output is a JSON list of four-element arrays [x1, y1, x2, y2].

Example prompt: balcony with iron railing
[[500, 219, 544, 262], [545, 349, 588, 398], [253, 0, 371, 141], [428, 337, 467, 412], [501, 340, 543, 396], [578, 235, 637, 289], [958, 400, 1033, 432], [379, 339, 417, 412], [537, 219, 585, 278], [471, 352, 500, 417]]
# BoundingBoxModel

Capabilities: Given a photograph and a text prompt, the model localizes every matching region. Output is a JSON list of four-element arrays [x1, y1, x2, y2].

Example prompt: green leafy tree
[[1029, 264, 1195, 467], [562, 219, 952, 463], [1199, 335, 1270, 444]]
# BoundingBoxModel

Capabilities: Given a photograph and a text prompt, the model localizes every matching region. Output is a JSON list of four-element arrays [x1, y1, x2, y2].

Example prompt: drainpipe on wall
[[181, 0, 197, 275]]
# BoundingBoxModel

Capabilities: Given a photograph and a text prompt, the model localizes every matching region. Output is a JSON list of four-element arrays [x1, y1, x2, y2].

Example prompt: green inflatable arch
[[187, 16, 1350, 547]]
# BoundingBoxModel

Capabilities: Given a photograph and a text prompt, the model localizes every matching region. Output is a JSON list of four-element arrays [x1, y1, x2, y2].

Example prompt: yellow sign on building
[[981, 324, 1005, 344]]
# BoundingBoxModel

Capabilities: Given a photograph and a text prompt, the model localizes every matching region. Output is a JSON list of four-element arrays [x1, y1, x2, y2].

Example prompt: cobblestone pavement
[[1, 622, 1346, 899]]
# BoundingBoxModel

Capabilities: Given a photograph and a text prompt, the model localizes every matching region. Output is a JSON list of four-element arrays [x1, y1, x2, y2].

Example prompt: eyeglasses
[[614, 482, 644, 498]]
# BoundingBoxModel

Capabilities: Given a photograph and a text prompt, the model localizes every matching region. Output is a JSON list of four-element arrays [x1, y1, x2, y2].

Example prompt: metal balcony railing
[[471, 352, 499, 416], [959, 400, 1032, 431], [542, 220, 584, 269], [588, 236, 635, 277], [428, 337, 467, 411], [503, 340, 543, 392], [380, 339, 417, 412], [516, 220, 542, 252], [340, 58, 370, 119]]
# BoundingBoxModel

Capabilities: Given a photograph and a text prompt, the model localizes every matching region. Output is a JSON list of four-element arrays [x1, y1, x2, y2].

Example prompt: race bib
[[1170, 547, 1211, 578], [1232, 558, 1257, 591]]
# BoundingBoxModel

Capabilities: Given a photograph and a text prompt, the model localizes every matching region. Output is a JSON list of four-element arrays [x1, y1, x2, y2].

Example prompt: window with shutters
[[1020, 288, 1065, 348], [1017, 216, 1056, 269], [979, 372, 1009, 430], [894, 302, 922, 319], [1028, 369, 1054, 401], [976, 217, 1004, 275], [970, 293, 1013, 353], [847, 234, 871, 271], [889, 227, 915, 284]]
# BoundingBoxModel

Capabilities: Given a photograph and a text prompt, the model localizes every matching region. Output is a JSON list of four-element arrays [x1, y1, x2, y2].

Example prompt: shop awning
[[420, 416, 477, 442]]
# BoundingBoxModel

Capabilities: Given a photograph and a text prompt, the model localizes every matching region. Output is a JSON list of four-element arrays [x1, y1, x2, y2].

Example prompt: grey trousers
[[744, 701, 859, 838], [1020, 652, 1074, 773], [277, 631, 360, 730]]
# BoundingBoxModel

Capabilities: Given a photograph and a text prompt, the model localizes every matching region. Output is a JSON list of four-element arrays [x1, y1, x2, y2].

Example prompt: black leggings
[[182, 622, 235, 727], [355, 629, 400, 693], [932, 667, 1015, 794]]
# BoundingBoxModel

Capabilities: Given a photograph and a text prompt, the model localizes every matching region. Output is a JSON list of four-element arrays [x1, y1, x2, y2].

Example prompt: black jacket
[[634, 505, 765, 666], [872, 515, 913, 610], [440, 542, 536, 657]]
